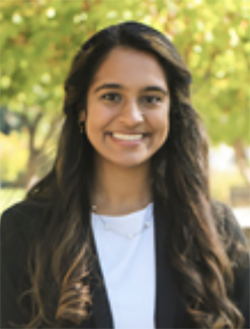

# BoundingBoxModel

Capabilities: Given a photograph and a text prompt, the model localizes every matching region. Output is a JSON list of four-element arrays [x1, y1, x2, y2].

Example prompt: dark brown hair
[[23, 21, 245, 328]]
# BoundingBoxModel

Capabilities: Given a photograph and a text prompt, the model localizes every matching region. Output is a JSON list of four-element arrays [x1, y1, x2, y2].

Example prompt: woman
[[1, 21, 249, 329]]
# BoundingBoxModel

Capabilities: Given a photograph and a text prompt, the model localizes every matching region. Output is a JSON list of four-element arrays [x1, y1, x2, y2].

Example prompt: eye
[[101, 93, 121, 102], [141, 95, 162, 105]]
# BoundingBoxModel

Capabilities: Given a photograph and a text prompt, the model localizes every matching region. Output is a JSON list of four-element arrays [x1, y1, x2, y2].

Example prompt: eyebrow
[[94, 84, 121, 93], [94, 83, 168, 95], [144, 86, 168, 95]]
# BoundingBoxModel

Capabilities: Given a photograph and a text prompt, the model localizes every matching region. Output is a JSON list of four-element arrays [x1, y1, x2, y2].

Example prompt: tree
[[0, 0, 249, 186], [148, 0, 250, 184], [0, 0, 157, 185]]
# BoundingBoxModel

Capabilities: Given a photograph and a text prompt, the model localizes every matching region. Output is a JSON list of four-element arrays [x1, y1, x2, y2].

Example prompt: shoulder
[[211, 199, 248, 266], [0, 200, 50, 328], [211, 199, 246, 242], [1, 199, 50, 246], [1, 199, 51, 281]]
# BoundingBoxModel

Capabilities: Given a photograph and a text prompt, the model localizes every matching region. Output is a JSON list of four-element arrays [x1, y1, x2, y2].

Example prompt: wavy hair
[[22, 21, 245, 328]]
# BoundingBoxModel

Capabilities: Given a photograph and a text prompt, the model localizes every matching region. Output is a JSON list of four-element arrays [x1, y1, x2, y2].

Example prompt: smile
[[110, 133, 144, 141]]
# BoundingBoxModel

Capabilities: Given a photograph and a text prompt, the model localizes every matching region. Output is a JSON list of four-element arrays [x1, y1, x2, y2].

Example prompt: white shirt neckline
[[91, 202, 156, 329]]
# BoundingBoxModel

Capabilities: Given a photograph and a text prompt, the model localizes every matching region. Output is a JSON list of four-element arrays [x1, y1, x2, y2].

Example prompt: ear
[[79, 110, 86, 122]]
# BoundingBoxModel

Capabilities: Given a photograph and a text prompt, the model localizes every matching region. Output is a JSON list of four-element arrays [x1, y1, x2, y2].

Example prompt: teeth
[[111, 133, 144, 141]]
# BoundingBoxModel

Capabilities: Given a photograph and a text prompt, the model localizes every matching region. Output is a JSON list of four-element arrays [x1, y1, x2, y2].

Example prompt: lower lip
[[107, 134, 148, 146]]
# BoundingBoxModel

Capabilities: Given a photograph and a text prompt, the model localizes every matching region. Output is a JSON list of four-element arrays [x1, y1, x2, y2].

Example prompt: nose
[[118, 100, 144, 126]]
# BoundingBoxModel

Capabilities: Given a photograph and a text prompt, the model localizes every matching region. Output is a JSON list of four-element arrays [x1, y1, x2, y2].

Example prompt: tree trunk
[[17, 111, 60, 189], [233, 139, 250, 187], [18, 112, 43, 189], [25, 149, 41, 189]]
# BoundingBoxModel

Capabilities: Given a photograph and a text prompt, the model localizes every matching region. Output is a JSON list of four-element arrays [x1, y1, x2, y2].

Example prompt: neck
[[91, 157, 153, 216]]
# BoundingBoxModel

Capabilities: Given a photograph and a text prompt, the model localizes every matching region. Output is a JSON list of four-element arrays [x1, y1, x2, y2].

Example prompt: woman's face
[[80, 46, 170, 169]]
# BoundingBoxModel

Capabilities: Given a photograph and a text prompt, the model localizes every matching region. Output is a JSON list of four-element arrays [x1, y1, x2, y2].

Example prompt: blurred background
[[0, 0, 249, 243]]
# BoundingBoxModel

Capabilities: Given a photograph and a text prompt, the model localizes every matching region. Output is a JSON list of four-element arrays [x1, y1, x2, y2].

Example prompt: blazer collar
[[88, 201, 180, 329], [89, 229, 114, 329], [154, 200, 180, 328]]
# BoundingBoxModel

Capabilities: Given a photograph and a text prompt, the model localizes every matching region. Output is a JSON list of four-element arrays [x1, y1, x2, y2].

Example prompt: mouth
[[106, 132, 150, 141]]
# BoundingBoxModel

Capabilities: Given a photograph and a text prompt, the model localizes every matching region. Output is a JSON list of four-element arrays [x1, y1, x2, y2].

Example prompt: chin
[[95, 151, 152, 168], [110, 157, 151, 168]]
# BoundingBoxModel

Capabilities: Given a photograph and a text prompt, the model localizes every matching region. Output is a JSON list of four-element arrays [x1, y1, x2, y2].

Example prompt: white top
[[91, 203, 155, 329]]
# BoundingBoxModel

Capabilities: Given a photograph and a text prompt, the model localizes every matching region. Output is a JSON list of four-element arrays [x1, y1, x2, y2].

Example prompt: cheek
[[86, 102, 109, 130], [158, 119, 170, 143], [151, 112, 170, 146], [151, 109, 170, 133]]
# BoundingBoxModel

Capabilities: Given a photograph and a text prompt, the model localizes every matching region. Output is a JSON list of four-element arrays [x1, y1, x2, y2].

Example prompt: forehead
[[90, 46, 168, 89]]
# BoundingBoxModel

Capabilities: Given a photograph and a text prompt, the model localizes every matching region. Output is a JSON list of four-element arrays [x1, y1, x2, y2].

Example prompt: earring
[[79, 121, 85, 134]]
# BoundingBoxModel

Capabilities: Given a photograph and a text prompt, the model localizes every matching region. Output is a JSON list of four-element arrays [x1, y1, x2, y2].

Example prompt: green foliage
[[151, 0, 250, 145], [0, 131, 28, 181], [1, 0, 249, 139], [0, 0, 249, 183], [1, 0, 156, 117]]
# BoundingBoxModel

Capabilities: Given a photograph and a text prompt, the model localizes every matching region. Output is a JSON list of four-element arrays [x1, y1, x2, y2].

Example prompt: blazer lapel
[[89, 229, 114, 329], [154, 200, 179, 329]]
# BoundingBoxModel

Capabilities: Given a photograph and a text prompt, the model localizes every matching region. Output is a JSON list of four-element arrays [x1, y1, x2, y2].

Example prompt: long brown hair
[[22, 21, 246, 328]]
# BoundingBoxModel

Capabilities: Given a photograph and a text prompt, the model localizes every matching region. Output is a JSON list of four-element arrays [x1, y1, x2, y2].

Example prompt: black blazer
[[1, 200, 249, 328]]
